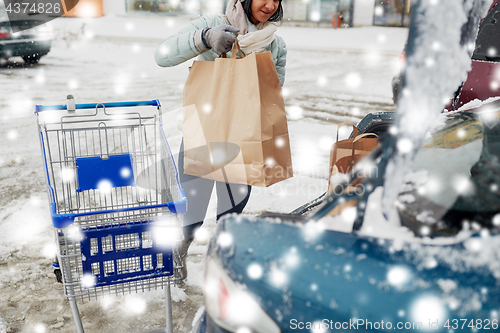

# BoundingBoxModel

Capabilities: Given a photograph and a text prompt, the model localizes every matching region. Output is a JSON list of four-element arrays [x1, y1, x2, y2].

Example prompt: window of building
[[373, 0, 410, 27], [125, 0, 225, 15], [283, 0, 352, 26]]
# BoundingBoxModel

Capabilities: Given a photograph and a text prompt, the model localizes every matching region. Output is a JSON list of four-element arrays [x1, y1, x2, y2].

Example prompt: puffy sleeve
[[155, 15, 216, 67], [275, 37, 287, 87]]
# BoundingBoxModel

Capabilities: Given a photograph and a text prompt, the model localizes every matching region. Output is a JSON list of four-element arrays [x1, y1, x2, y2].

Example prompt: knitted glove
[[202, 25, 240, 54]]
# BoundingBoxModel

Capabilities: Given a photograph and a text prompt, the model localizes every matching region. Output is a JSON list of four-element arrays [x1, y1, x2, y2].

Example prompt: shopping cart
[[35, 99, 187, 333]]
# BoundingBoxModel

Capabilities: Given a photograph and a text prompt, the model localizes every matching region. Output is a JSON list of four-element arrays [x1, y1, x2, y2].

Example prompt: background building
[[74, 0, 410, 27]]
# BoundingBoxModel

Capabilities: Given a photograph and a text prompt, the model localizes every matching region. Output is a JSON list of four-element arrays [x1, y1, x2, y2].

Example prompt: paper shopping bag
[[182, 41, 293, 187], [328, 122, 379, 193]]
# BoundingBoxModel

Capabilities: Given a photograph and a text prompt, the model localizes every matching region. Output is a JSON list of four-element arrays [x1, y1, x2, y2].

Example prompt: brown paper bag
[[328, 122, 379, 193], [182, 41, 293, 187]]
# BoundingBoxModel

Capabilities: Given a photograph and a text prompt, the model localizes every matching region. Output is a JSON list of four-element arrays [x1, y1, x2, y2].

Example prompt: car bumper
[[0, 38, 51, 58]]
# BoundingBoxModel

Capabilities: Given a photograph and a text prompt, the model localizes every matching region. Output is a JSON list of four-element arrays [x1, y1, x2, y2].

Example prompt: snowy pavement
[[0, 14, 406, 333]]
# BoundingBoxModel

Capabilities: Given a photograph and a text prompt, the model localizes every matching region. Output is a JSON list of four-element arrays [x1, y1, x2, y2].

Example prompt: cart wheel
[[54, 269, 63, 283]]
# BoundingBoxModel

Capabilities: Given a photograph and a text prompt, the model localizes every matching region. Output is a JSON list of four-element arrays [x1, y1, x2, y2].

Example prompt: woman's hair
[[241, 0, 284, 23]]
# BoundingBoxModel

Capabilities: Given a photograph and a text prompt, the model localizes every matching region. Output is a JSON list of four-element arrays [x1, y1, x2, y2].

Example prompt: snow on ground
[[0, 14, 405, 332]]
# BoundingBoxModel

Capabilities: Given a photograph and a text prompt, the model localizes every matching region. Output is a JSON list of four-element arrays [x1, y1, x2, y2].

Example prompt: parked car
[[193, 99, 500, 333], [393, 0, 500, 109], [189, 2, 500, 332], [0, 8, 51, 64]]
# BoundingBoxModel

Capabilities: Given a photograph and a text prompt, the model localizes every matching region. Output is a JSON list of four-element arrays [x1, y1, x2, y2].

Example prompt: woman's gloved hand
[[202, 25, 240, 54]]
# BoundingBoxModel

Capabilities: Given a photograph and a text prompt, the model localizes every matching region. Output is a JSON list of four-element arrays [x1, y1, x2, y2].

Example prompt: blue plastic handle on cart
[[50, 203, 77, 228], [49, 198, 187, 229], [34, 100, 161, 113]]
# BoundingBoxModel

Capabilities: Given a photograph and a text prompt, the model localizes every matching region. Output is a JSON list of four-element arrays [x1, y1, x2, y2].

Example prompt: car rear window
[[472, 2, 500, 61]]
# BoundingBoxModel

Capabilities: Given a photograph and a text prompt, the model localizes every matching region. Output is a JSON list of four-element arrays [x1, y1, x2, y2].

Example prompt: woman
[[155, 0, 287, 280], [155, 0, 286, 85]]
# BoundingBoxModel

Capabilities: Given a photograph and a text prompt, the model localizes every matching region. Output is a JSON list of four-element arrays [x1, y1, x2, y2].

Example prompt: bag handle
[[331, 121, 357, 176], [218, 38, 242, 59], [231, 38, 243, 59], [336, 121, 358, 142], [351, 133, 378, 159], [353, 133, 378, 142]]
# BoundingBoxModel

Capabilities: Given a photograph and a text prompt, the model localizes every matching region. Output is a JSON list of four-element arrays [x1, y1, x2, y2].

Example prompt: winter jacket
[[154, 14, 287, 87]]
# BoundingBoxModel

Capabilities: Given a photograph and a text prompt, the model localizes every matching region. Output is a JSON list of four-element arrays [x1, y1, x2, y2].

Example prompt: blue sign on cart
[[76, 154, 136, 192]]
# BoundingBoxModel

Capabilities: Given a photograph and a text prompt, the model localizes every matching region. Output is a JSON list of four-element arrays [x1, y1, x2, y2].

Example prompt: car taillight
[[204, 256, 281, 333], [0, 27, 10, 39], [218, 278, 230, 319], [399, 50, 406, 64]]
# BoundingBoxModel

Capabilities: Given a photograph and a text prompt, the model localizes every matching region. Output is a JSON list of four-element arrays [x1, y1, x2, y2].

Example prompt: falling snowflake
[[7, 129, 17, 140], [217, 232, 233, 247], [374, 6, 384, 16], [387, 266, 412, 287], [132, 44, 141, 53], [35, 69, 46, 84], [317, 76, 328, 87], [81, 274, 96, 288], [68, 79, 79, 90], [34, 323, 46, 333], [84, 29, 94, 40], [124, 295, 147, 314], [345, 72, 361, 89], [410, 295, 447, 324], [97, 179, 113, 194], [247, 263, 263, 279], [287, 105, 303, 120]]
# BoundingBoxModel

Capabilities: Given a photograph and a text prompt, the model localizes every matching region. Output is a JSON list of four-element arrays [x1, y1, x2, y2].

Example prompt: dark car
[[191, 0, 500, 329], [193, 98, 500, 333], [393, 0, 500, 109], [0, 8, 51, 64]]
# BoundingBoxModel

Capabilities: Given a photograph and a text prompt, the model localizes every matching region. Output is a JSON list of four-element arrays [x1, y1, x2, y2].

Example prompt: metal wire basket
[[36, 99, 186, 332]]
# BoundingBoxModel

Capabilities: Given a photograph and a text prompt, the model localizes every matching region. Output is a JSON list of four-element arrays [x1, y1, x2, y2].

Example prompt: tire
[[54, 269, 63, 283], [22, 54, 41, 64]]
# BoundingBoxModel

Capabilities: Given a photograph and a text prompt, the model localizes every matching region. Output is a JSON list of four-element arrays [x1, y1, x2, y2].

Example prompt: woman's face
[[249, 0, 280, 24]]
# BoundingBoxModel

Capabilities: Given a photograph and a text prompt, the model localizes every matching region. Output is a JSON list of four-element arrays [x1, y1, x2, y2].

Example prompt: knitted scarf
[[225, 0, 277, 54]]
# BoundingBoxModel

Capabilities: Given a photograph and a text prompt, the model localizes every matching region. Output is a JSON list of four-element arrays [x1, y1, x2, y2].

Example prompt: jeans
[[178, 140, 252, 240]]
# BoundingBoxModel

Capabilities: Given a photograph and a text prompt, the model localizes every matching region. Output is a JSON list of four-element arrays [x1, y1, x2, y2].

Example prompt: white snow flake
[[247, 263, 263, 279], [81, 274, 96, 288], [345, 72, 361, 89], [493, 214, 500, 226], [387, 266, 412, 288], [269, 267, 287, 287], [378, 34, 387, 43], [124, 295, 147, 314], [34, 323, 46, 333], [287, 105, 303, 120], [6, 129, 17, 141], [281, 87, 290, 97], [410, 295, 447, 325], [68, 79, 79, 90], [217, 232, 233, 247], [316, 76, 328, 87], [397, 138, 413, 153]]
